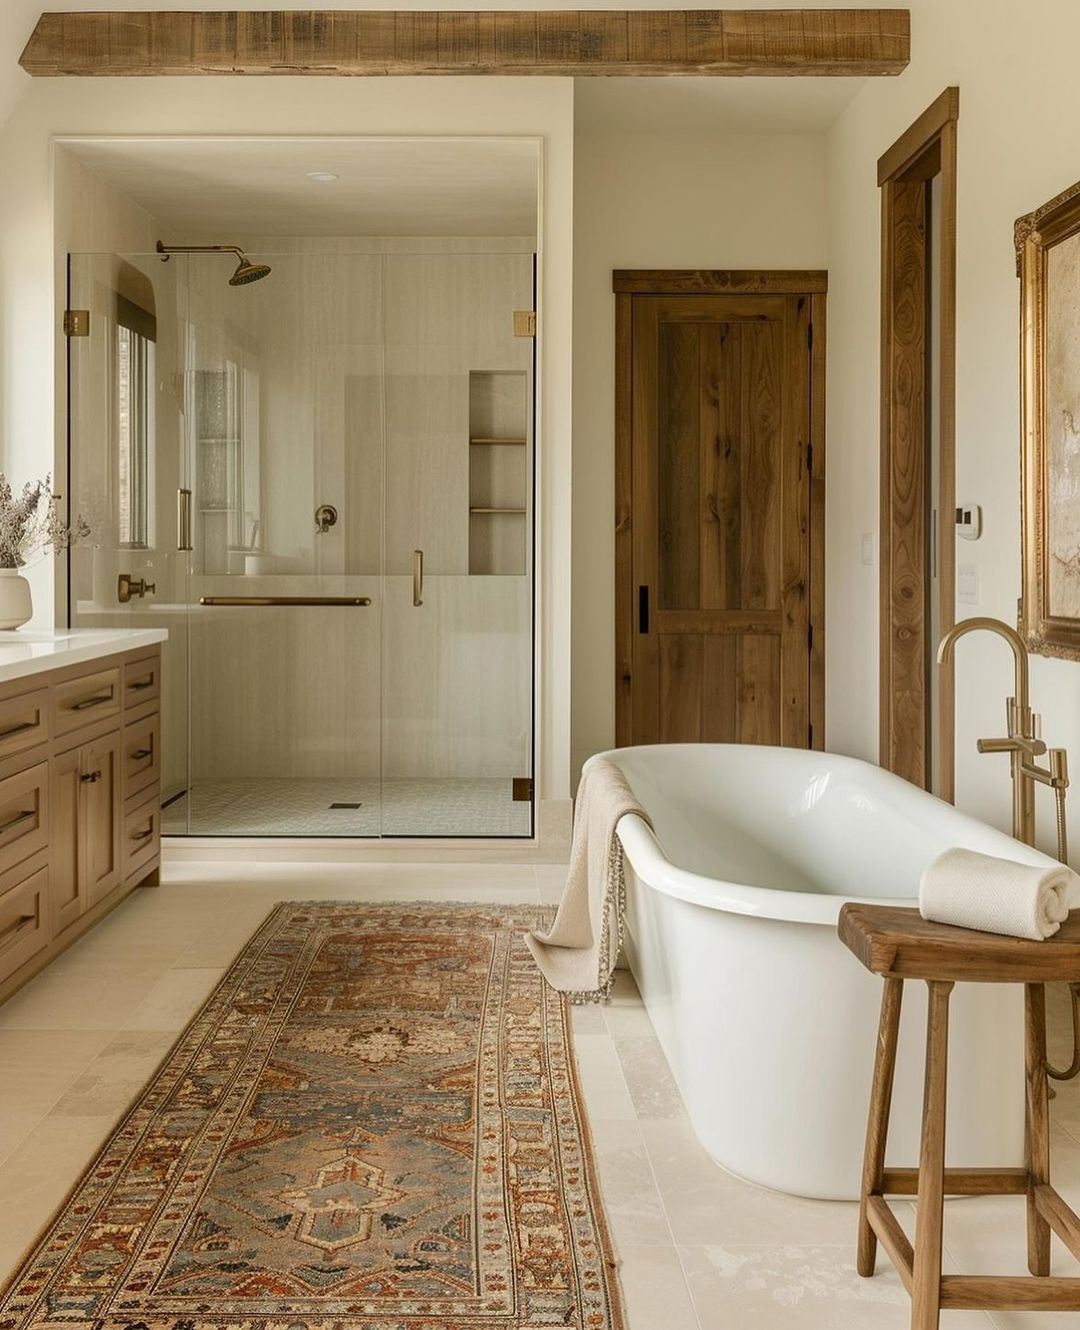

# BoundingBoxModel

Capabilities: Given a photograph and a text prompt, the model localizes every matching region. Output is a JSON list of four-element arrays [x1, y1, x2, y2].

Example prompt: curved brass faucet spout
[[936, 616, 1030, 718]]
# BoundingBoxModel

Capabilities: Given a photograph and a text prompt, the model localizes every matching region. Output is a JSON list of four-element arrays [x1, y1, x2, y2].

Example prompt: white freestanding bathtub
[[604, 744, 1060, 1201]]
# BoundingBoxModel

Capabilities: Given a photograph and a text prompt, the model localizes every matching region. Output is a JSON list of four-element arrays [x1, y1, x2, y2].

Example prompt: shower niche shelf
[[468, 370, 528, 576]]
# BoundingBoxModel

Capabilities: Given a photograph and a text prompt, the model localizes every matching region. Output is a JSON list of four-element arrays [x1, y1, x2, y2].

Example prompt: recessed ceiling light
[[306, 171, 339, 183]]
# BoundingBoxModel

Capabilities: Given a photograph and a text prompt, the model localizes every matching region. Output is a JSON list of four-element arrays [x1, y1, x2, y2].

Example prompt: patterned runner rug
[[0, 902, 624, 1330]]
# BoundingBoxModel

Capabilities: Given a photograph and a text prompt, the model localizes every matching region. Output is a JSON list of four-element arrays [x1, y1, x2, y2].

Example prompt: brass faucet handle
[[977, 736, 1022, 755], [117, 573, 155, 604]]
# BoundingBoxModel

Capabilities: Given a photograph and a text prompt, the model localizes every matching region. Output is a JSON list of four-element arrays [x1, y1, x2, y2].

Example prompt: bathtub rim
[[603, 744, 1060, 927], [617, 812, 897, 925]]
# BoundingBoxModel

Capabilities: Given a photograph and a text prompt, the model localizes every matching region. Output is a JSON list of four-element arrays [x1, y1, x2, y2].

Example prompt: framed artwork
[[1017, 179, 1080, 658]]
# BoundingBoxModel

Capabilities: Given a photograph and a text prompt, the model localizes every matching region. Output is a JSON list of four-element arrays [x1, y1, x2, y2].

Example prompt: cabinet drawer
[[0, 762, 48, 877], [123, 654, 160, 711], [123, 797, 160, 883], [0, 865, 48, 986], [0, 688, 49, 762], [123, 715, 160, 804], [53, 668, 121, 737]]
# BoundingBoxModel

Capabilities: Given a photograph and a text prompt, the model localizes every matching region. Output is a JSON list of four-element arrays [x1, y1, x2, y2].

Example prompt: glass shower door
[[181, 249, 385, 836], [67, 251, 191, 816], [380, 250, 535, 837]]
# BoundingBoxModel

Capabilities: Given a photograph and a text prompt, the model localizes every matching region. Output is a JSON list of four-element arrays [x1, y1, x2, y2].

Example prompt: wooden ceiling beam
[[20, 9, 910, 78]]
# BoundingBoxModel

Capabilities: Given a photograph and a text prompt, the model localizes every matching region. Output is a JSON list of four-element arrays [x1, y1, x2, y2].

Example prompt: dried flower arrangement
[[0, 474, 90, 570]]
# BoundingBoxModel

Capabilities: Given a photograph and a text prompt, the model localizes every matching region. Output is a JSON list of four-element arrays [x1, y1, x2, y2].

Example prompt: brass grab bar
[[198, 596, 372, 607]]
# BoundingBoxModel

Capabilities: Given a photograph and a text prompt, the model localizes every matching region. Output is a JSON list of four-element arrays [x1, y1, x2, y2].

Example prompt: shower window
[[116, 295, 155, 549]]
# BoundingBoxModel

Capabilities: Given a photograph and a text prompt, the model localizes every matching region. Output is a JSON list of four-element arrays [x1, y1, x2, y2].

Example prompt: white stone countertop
[[0, 628, 168, 685]]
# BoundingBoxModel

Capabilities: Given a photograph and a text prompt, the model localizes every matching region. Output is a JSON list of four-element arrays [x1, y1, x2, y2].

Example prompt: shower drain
[[329, 802, 363, 809]]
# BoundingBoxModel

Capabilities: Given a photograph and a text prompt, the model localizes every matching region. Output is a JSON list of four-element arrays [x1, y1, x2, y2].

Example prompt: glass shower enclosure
[[66, 244, 536, 837]]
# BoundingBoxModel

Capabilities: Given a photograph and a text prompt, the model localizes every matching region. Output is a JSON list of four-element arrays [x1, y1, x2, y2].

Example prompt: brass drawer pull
[[131, 747, 153, 761], [0, 719, 38, 741], [0, 912, 34, 949], [129, 678, 155, 691], [70, 692, 113, 712], [0, 809, 35, 835], [80, 769, 103, 784], [130, 826, 154, 842]]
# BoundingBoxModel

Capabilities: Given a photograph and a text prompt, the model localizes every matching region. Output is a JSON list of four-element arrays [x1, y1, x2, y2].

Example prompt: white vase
[[0, 569, 33, 630]]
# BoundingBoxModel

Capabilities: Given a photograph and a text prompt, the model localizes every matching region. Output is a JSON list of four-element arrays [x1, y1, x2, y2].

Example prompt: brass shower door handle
[[413, 549, 424, 607]]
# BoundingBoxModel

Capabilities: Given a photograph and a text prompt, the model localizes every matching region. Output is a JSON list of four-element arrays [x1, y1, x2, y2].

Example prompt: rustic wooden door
[[616, 275, 825, 748]]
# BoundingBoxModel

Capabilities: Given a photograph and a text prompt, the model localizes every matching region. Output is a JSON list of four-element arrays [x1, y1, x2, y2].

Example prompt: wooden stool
[[839, 903, 1080, 1328]]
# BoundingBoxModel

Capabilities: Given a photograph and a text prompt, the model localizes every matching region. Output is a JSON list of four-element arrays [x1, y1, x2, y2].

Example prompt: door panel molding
[[614, 270, 826, 749], [878, 88, 959, 795]]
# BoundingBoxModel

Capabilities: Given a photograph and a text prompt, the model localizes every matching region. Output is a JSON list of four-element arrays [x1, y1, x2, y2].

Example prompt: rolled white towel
[[919, 847, 1080, 941]]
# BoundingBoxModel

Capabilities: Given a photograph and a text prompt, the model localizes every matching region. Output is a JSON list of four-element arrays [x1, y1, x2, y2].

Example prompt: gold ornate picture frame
[[1017, 178, 1080, 660]]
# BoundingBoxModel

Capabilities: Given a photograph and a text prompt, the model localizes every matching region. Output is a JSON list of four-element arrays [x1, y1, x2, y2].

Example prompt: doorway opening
[[63, 137, 540, 839]]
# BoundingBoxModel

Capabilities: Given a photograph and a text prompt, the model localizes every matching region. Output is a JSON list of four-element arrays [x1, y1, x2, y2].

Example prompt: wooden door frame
[[613, 269, 827, 748], [878, 87, 959, 797]]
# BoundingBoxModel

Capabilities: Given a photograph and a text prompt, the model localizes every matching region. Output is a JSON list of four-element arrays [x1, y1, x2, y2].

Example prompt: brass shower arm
[[155, 240, 271, 285], [156, 241, 246, 262]]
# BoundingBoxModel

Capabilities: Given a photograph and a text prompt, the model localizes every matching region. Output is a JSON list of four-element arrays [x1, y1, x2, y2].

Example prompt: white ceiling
[[575, 76, 865, 134], [60, 136, 541, 237]]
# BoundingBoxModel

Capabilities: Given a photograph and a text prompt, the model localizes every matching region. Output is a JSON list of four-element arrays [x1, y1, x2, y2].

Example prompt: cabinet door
[[50, 746, 84, 934], [83, 733, 121, 909]]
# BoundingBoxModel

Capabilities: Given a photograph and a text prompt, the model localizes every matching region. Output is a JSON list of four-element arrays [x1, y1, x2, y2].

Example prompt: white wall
[[570, 128, 829, 780], [0, 77, 574, 815], [826, 0, 1080, 861]]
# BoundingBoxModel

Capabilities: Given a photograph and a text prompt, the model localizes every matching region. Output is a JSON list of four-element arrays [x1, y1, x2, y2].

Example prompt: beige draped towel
[[527, 755, 652, 1002]]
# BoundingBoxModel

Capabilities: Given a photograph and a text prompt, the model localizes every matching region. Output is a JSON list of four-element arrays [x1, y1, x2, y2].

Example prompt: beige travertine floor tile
[[51, 1031, 177, 1118], [0, 962, 163, 1032], [641, 1119, 861, 1246], [121, 967, 224, 1032], [573, 1033, 638, 1120], [536, 863, 568, 904], [570, 1002, 608, 1035], [0, 1115, 42, 1169], [591, 1117, 674, 1247], [0, 1030, 111, 1115], [616, 1244, 700, 1330], [222, 876, 542, 905], [614, 1034, 685, 1119], [679, 1244, 994, 1328], [0, 1114, 115, 1276]]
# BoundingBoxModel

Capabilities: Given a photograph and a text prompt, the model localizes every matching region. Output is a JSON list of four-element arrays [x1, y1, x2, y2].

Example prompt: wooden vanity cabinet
[[0, 645, 162, 1002]]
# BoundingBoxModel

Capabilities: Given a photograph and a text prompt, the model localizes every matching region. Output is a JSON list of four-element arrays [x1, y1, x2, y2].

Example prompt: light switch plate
[[956, 503, 982, 541], [861, 532, 876, 566], [958, 562, 980, 604]]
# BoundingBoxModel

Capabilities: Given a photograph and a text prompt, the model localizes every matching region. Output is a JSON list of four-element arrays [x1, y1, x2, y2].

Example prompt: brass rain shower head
[[156, 240, 272, 286]]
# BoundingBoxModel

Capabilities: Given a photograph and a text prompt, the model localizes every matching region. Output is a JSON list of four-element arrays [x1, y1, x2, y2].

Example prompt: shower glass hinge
[[513, 310, 536, 338], [512, 777, 533, 802], [63, 309, 90, 337]]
